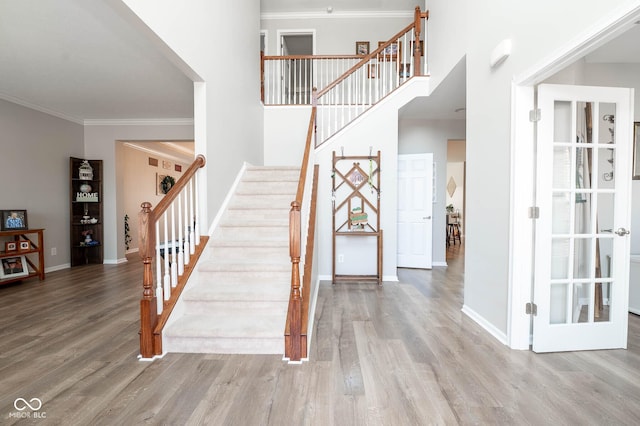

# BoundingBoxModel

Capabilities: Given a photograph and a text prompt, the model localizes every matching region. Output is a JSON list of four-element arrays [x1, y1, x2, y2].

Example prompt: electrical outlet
[[51, 247, 57, 256], [338, 254, 344, 263]]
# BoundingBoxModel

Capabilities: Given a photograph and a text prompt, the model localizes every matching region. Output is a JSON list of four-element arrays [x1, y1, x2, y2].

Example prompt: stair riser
[[244, 169, 300, 182], [228, 195, 293, 210], [196, 271, 290, 284], [206, 246, 289, 261], [163, 336, 283, 354], [236, 181, 297, 195], [180, 300, 288, 315], [213, 226, 288, 241]]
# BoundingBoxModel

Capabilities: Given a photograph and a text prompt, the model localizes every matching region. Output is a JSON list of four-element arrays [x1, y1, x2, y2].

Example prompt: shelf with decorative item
[[70, 157, 103, 266]]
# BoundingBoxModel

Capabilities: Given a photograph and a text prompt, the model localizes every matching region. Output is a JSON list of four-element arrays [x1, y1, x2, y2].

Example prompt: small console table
[[0, 228, 45, 285]]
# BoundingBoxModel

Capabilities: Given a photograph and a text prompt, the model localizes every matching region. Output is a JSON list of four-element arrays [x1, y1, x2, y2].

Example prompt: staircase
[[163, 165, 300, 354]]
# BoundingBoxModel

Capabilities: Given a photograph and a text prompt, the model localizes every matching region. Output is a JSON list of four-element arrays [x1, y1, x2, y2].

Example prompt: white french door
[[533, 84, 633, 352], [397, 153, 433, 269]]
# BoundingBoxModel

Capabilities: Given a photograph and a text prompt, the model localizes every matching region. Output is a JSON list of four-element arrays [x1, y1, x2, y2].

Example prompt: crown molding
[[0, 92, 83, 124], [83, 118, 194, 126], [261, 10, 413, 20]]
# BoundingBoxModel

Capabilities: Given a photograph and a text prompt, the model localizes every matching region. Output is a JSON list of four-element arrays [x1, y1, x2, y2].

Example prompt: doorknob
[[615, 228, 630, 236]]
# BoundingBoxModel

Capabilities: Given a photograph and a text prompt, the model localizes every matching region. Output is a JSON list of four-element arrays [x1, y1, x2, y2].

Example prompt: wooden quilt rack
[[332, 150, 382, 285]]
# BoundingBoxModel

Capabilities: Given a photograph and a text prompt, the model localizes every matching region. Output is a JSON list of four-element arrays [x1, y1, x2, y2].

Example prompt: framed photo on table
[[0, 255, 28, 279]]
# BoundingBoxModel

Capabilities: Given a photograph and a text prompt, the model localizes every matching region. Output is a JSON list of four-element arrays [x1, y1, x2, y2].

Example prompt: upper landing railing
[[261, 7, 429, 146]]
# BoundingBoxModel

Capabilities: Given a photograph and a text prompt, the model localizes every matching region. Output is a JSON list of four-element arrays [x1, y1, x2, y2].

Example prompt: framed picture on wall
[[1, 210, 28, 231], [355, 41, 370, 56], [378, 41, 401, 60]]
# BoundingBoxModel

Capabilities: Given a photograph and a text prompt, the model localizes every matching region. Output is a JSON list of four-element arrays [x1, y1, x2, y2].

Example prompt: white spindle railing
[[315, 14, 428, 145], [139, 155, 207, 358], [262, 56, 364, 105], [151, 173, 201, 315], [262, 10, 428, 147]]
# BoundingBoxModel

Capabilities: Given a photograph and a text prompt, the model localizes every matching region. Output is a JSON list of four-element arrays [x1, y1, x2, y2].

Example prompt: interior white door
[[533, 84, 633, 352], [398, 153, 433, 269]]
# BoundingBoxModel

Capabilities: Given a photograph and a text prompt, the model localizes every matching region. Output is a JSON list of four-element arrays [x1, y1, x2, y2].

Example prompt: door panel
[[533, 84, 633, 352], [398, 153, 433, 269]]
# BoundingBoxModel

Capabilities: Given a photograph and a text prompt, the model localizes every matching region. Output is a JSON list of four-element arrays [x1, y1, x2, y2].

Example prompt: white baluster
[[177, 190, 184, 275], [195, 173, 201, 245], [189, 179, 196, 255], [183, 186, 190, 265], [170, 202, 178, 288], [155, 221, 163, 314], [163, 212, 171, 301]]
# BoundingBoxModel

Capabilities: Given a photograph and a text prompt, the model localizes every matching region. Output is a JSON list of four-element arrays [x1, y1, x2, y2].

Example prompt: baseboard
[[104, 258, 128, 265], [461, 304, 508, 345], [630, 307, 640, 316], [45, 263, 70, 273], [208, 161, 249, 236], [317, 274, 397, 283], [432, 261, 447, 267], [126, 248, 139, 255]]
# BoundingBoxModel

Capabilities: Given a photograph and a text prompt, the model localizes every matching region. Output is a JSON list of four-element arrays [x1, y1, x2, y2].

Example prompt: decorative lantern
[[79, 160, 93, 180]]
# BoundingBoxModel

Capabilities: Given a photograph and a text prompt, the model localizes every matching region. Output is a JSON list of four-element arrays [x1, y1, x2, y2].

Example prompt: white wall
[[84, 123, 194, 263], [312, 78, 430, 281], [261, 15, 411, 56], [0, 99, 84, 271], [264, 106, 312, 166], [122, 0, 264, 231], [459, 0, 635, 337], [399, 118, 465, 265]]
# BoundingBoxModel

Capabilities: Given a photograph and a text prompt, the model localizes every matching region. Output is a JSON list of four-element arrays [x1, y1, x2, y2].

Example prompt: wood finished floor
[[1, 245, 640, 425]]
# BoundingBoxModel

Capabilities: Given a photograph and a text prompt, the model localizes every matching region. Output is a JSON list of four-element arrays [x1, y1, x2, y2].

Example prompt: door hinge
[[528, 206, 539, 219], [526, 302, 537, 316], [529, 109, 541, 122]]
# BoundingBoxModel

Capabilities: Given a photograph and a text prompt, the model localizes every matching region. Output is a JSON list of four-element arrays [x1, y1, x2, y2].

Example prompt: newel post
[[139, 201, 157, 358], [289, 201, 302, 360], [413, 6, 422, 76]]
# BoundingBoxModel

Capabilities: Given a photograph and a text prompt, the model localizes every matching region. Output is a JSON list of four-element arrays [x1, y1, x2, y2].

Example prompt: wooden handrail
[[295, 105, 317, 203], [316, 23, 414, 98], [138, 154, 206, 359], [263, 54, 366, 60], [148, 154, 206, 223], [316, 9, 428, 98]]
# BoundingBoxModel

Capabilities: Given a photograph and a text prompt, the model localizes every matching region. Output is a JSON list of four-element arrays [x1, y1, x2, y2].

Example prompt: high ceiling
[[0, 1, 636, 124]]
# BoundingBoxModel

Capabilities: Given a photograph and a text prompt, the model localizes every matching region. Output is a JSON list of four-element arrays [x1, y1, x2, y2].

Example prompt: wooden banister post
[[414, 6, 422, 76], [139, 201, 157, 358], [288, 201, 302, 361]]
